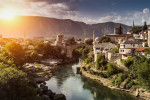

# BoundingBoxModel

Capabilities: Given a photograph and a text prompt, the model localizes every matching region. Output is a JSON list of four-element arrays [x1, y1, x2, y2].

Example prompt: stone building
[[93, 31, 116, 62], [106, 34, 134, 44], [105, 25, 134, 44], [119, 39, 143, 59]]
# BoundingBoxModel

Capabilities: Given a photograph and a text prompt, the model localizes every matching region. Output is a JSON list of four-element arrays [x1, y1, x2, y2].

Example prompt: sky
[[0, 0, 150, 25]]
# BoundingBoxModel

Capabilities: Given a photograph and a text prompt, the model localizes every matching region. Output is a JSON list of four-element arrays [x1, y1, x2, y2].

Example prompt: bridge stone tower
[[55, 34, 64, 47], [148, 27, 150, 47]]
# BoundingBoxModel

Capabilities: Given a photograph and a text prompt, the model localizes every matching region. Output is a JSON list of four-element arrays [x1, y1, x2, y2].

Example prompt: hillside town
[[93, 22, 150, 64]]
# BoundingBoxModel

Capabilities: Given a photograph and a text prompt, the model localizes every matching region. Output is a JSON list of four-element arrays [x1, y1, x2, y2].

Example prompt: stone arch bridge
[[65, 44, 93, 58]]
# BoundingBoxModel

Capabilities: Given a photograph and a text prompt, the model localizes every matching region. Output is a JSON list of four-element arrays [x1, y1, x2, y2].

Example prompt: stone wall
[[107, 52, 121, 62]]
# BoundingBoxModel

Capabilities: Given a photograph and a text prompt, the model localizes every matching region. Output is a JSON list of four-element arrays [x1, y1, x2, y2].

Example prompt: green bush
[[121, 56, 133, 68], [84, 57, 93, 64], [126, 80, 134, 89], [106, 62, 121, 77], [114, 73, 127, 87]]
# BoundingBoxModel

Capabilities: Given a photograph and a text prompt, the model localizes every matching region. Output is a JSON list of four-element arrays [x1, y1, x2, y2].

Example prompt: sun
[[0, 9, 15, 19], [2, 12, 14, 19]]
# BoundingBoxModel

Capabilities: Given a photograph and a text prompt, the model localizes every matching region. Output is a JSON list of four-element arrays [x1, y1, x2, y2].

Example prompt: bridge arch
[[66, 44, 92, 58]]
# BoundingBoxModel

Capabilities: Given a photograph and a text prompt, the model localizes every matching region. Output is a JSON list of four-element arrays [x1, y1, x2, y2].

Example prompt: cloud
[[143, 8, 149, 14], [0, 0, 149, 26]]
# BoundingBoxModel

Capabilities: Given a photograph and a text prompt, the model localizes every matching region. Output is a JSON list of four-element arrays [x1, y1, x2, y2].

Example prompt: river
[[46, 61, 138, 100]]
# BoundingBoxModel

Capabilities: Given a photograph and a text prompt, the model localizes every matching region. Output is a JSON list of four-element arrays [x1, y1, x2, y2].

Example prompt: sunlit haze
[[0, 0, 150, 25], [0, 8, 15, 19]]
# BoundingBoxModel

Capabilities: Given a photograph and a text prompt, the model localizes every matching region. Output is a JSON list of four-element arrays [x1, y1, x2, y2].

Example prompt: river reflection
[[46, 61, 138, 100]]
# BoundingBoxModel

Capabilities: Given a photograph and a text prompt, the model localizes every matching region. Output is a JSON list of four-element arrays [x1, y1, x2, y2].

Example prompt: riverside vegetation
[[0, 38, 67, 100], [73, 45, 150, 99]]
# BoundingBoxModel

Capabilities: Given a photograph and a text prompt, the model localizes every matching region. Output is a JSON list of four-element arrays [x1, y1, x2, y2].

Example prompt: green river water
[[46, 61, 138, 100]]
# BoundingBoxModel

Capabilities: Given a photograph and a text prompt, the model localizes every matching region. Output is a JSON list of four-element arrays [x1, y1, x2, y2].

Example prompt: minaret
[[133, 20, 135, 27], [148, 27, 150, 47], [93, 30, 95, 45]]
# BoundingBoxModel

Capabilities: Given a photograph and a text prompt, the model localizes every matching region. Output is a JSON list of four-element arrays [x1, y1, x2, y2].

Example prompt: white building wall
[[120, 43, 142, 49]]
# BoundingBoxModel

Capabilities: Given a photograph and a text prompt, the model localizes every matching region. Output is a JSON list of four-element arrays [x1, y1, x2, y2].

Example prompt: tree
[[118, 24, 123, 35], [67, 37, 76, 45], [85, 38, 93, 45], [25, 50, 39, 62], [96, 54, 106, 70], [0, 66, 40, 100], [143, 22, 148, 31], [111, 44, 120, 53], [122, 56, 134, 68], [137, 61, 150, 88], [106, 62, 121, 77], [99, 36, 111, 43], [144, 42, 148, 47], [4, 42, 26, 66], [132, 26, 142, 34]]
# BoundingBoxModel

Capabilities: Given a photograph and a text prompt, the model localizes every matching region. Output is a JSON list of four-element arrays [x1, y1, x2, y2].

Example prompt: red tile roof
[[128, 30, 132, 32], [141, 33, 148, 36], [136, 47, 149, 51]]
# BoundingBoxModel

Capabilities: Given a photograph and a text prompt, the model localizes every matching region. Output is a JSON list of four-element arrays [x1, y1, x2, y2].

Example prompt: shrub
[[114, 73, 127, 87], [106, 62, 121, 77], [126, 80, 134, 89], [84, 57, 93, 64], [121, 56, 133, 68]]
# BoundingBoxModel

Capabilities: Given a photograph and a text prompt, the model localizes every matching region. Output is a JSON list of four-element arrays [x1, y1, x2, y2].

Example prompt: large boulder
[[53, 94, 66, 100], [41, 95, 51, 100], [40, 84, 48, 92], [135, 89, 140, 97], [45, 90, 53, 96], [120, 81, 126, 89]]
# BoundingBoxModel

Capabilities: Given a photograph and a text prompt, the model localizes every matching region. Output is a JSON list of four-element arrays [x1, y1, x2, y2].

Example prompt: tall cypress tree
[[118, 24, 123, 34], [143, 22, 148, 31]]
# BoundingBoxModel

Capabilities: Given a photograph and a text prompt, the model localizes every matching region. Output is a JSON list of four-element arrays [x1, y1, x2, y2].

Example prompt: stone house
[[119, 40, 143, 59], [93, 42, 116, 62]]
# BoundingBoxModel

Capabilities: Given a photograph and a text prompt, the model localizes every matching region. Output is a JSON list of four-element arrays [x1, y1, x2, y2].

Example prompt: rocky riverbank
[[23, 61, 67, 100], [81, 69, 150, 100], [24, 57, 78, 100], [39, 82, 66, 100]]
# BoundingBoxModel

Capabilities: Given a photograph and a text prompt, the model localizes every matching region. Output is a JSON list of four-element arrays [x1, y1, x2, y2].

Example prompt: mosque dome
[[95, 37, 101, 41]]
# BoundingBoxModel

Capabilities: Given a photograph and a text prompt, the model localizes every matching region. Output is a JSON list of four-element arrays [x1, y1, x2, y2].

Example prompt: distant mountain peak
[[0, 16, 131, 39]]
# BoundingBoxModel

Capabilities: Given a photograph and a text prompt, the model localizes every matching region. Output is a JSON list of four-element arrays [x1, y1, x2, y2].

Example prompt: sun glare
[[0, 9, 15, 19]]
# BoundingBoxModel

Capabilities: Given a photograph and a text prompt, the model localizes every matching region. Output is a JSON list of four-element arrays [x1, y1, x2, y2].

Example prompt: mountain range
[[0, 16, 132, 39]]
